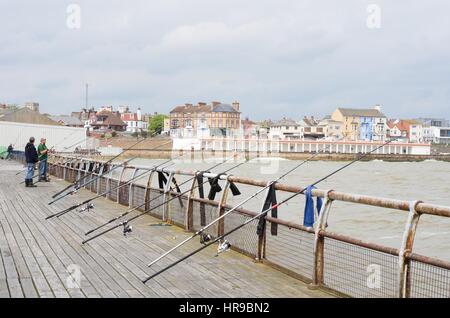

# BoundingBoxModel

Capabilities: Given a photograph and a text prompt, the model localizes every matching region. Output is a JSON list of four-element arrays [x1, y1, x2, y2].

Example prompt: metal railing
[[46, 154, 450, 298]]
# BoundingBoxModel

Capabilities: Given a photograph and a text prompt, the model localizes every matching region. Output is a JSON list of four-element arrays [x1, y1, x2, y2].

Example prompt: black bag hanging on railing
[[256, 182, 278, 236], [171, 176, 184, 208], [157, 171, 167, 190], [196, 171, 209, 226], [207, 173, 241, 201], [158, 171, 184, 208]]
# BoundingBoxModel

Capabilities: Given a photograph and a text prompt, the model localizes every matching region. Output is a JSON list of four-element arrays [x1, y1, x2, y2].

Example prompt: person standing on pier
[[6, 144, 13, 160], [24, 137, 39, 187], [37, 138, 49, 182]]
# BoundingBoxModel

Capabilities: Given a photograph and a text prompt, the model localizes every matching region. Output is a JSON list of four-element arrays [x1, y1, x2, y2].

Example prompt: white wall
[[0, 121, 88, 152], [172, 138, 202, 150]]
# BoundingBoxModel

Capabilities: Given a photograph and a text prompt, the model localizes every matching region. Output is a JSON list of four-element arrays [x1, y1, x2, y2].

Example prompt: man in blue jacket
[[24, 137, 39, 187]]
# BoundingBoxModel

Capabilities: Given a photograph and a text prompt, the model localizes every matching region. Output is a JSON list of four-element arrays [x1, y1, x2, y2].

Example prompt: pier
[[0, 160, 329, 298]]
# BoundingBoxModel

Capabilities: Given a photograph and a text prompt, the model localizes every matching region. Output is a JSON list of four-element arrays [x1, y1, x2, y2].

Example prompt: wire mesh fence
[[410, 260, 450, 298]]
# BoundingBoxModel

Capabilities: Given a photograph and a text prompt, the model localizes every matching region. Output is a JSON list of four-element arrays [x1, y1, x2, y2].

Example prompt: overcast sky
[[1, 0, 449, 120]]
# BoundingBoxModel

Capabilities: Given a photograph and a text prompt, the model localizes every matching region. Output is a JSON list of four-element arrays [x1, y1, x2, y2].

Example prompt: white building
[[121, 108, 148, 133], [319, 118, 344, 140], [269, 118, 303, 140], [24, 102, 39, 112], [430, 127, 450, 144]]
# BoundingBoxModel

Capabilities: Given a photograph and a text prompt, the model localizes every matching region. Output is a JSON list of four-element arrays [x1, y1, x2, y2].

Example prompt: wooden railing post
[[217, 179, 231, 237], [128, 168, 138, 208], [162, 171, 175, 222], [117, 166, 127, 204], [184, 172, 199, 231], [256, 182, 272, 262], [398, 200, 422, 298], [144, 170, 155, 212], [96, 165, 105, 194], [310, 189, 334, 289]]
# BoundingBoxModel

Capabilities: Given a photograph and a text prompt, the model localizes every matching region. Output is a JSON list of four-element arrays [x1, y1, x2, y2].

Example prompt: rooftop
[[336, 107, 387, 118], [0, 107, 61, 126]]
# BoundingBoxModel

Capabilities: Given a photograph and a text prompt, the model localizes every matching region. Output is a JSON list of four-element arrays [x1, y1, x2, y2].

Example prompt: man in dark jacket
[[6, 144, 13, 160], [24, 137, 39, 187]]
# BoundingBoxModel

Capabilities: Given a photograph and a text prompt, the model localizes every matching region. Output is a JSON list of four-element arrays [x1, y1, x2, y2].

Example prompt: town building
[[90, 110, 127, 132], [298, 116, 326, 140], [163, 118, 170, 134], [24, 102, 39, 112], [415, 118, 450, 143], [49, 115, 84, 127], [387, 120, 423, 143], [169, 101, 241, 138], [428, 126, 450, 144], [319, 117, 344, 141], [331, 106, 387, 141], [119, 107, 148, 133], [268, 118, 303, 140], [0, 107, 60, 126]]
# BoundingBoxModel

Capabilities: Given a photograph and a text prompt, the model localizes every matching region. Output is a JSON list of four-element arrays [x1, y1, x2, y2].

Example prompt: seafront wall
[[96, 149, 450, 162]]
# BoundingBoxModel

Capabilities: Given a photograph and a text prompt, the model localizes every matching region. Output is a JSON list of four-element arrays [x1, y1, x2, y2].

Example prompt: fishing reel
[[79, 203, 94, 213], [122, 222, 133, 237], [215, 240, 231, 257], [200, 233, 212, 245]]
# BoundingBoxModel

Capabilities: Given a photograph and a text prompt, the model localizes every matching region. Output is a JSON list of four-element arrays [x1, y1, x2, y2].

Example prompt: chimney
[[374, 104, 382, 112], [185, 103, 193, 107], [232, 101, 240, 111], [198, 102, 207, 106], [211, 101, 221, 107]]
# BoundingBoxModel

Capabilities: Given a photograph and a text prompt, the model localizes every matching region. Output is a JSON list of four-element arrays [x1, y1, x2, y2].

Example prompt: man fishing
[[24, 137, 39, 187], [37, 138, 49, 182]]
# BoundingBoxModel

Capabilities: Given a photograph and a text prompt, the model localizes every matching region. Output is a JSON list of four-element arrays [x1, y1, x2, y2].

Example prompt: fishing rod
[[50, 135, 169, 199], [47, 156, 137, 205], [145, 144, 331, 269], [84, 153, 242, 236], [81, 154, 249, 245], [142, 140, 393, 283], [45, 153, 186, 220]]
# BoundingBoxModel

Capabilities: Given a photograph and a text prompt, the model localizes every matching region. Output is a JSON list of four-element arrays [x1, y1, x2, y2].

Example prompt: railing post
[[162, 171, 175, 222], [96, 165, 104, 195], [184, 172, 199, 231], [256, 182, 272, 262], [310, 190, 334, 289], [76, 159, 83, 181], [216, 179, 231, 237], [106, 165, 114, 199], [117, 166, 127, 204], [144, 170, 155, 212], [398, 200, 422, 298], [129, 168, 138, 208]]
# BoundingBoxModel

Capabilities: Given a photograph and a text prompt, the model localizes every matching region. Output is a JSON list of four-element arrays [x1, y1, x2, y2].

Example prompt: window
[[171, 119, 179, 128]]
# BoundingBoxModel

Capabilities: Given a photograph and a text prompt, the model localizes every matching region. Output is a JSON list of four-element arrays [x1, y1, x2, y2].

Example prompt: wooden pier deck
[[0, 160, 332, 298]]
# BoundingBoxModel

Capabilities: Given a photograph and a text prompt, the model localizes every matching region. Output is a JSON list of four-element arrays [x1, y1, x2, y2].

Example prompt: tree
[[148, 114, 168, 135]]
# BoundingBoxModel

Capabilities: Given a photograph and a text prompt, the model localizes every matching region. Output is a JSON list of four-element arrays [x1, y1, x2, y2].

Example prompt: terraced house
[[169, 101, 241, 138], [331, 106, 387, 141]]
